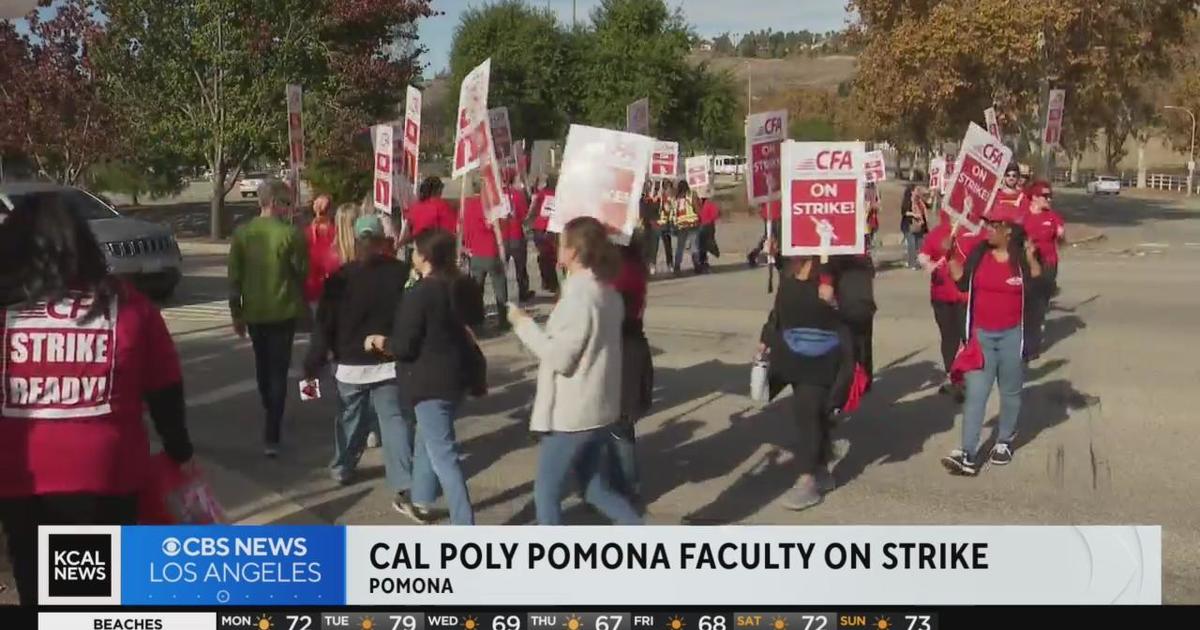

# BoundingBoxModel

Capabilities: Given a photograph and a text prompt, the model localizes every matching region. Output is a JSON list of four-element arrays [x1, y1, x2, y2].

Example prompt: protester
[[942, 206, 1041, 476], [334, 203, 360, 265], [759, 255, 854, 511], [228, 179, 308, 457], [918, 212, 979, 399], [529, 175, 560, 295], [748, 199, 783, 267], [865, 183, 881, 257], [301, 215, 425, 515], [826, 254, 877, 387], [640, 181, 663, 274], [303, 194, 338, 314], [401, 176, 457, 246], [695, 192, 721, 273], [654, 180, 676, 274], [1021, 180, 1065, 362], [993, 164, 1025, 214], [508, 217, 642, 525], [372, 229, 478, 525], [0, 195, 194, 604], [901, 183, 929, 269], [670, 181, 701, 276], [462, 186, 509, 331], [501, 175, 534, 302]]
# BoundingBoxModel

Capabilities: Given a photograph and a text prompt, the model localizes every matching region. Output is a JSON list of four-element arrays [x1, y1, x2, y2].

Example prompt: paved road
[[4, 188, 1199, 603]]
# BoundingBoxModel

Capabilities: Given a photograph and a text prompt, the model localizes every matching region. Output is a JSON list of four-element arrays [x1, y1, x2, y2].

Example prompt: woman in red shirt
[[1021, 180, 1065, 361], [0, 196, 193, 604], [303, 194, 339, 313], [918, 212, 976, 399], [695, 195, 721, 273], [462, 192, 509, 330], [529, 175, 560, 295], [401, 177, 458, 247], [944, 206, 1041, 476]]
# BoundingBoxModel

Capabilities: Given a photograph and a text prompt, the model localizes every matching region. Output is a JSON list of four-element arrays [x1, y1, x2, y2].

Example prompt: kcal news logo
[[47, 533, 113, 597]]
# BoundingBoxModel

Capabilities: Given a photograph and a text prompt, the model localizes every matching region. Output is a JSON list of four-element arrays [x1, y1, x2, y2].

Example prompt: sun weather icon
[[361, 616, 379, 630], [874, 617, 892, 630], [256, 615, 274, 630], [564, 616, 584, 630], [772, 618, 788, 630], [666, 617, 685, 630], [464, 617, 479, 630]]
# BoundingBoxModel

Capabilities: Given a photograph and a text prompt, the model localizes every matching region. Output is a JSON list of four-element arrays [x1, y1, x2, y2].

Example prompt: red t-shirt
[[699, 200, 720, 225], [1023, 209, 1064, 267], [970, 252, 1024, 331], [920, 222, 972, 304], [407, 197, 458, 237], [760, 200, 782, 221], [462, 196, 500, 258], [0, 285, 181, 497], [531, 190, 556, 232], [501, 189, 529, 241], [611, 255, 648, 324], [990, 188, 1025, 220], [304, 220, 339, 303]]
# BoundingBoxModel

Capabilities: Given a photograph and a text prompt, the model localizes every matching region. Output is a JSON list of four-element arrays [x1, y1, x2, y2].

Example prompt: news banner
[[18, 525, 1163, 628]]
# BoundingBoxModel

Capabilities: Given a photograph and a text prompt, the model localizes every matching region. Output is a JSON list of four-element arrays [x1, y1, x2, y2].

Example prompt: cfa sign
[[756, 116, 784, 137], [816, 150, 855, 171]]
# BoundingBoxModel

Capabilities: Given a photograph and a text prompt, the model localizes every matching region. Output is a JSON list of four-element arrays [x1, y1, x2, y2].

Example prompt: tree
[[712, 32, 735, 56], [88, 158, 189, 206], [448, 0, 571, 141], [95, 0, 433, 238], [0, 0, 118, 184]]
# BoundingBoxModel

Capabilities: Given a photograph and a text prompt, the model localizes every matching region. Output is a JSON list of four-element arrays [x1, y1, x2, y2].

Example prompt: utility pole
[[1164, 105, 1196, 196], [572, 0, 577, 27]]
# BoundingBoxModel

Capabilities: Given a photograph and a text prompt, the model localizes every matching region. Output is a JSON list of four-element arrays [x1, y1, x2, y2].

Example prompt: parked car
[[1087, 175, 1122, 195], [0, 182, 183, 300], [238, 172, 270, 198]]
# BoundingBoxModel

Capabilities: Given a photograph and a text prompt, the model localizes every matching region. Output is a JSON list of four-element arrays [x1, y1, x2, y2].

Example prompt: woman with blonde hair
[[334, 203, 360, 265]]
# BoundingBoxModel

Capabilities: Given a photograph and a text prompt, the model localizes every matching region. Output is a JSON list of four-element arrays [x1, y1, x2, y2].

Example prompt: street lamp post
[[1164, 105, 1196, 196]]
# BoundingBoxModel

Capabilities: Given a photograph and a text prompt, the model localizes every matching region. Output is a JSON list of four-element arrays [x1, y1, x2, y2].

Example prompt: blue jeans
[[536, 427, 643, 525], [412, 398, 474, 525], [247, 320, 296, 445], [904, 232, 925, 268], [674, 227, 697, 271], [962, 327, 1024, 456], [333, 380, 413, 491]]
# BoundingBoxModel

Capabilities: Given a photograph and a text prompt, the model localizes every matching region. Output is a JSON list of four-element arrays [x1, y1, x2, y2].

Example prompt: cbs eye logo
[[161, 537, 183, 557]]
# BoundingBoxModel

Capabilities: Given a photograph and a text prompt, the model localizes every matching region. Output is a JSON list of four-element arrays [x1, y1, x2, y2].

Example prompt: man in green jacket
[[228, 178, 308, 457]]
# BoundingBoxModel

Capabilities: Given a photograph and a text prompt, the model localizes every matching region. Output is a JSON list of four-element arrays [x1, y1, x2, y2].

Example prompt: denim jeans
[[535, 427, 643, 525], [673, 227, 697, 272], [469, 255, 508, 322], [962, 326, 1024, 456], [412, 398, 474, 525], [904, 232, 925, 268], [333, 380, 412, 492], [505, 238, 531, 298], [247, 319, 296, 446]]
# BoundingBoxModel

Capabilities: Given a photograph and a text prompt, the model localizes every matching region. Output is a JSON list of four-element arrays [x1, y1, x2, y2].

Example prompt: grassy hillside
[[691, 53, 857, 94]]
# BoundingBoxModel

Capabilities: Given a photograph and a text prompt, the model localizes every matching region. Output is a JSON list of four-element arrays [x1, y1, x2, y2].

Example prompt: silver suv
[[0, 182, 183, 299]]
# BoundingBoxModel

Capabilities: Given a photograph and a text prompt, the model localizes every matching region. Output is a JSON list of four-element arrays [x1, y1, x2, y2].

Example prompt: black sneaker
[[392, 492, 434, 524], [747, 252, 760, 268], [989, 442, 1014, 466], [941, 450, 979, 476]]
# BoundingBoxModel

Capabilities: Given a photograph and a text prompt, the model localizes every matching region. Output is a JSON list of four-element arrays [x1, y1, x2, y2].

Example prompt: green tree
[[88, 156, 190, 206], [448, 0, 571, 141]]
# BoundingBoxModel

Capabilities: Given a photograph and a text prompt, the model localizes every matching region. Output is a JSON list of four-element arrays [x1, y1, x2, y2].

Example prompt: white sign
[[946, 122, 1013, 222], [863, 150, 887, 183], [488, 106, 518, 177], [452, 59, 491, 178], [344, 526, 1161, 605], [373, 125, 394, 214], [550, 125, 653, 244], [746, 110, 788, 205], [401, 86, 422, 195], [781, 141, 867, 257], [626, 98, 650, 135], [530, 140, 555, 180], [1043, 89, 1066, 148], [929, 157, 946, 191], [649, 140, 679, 179], [984, 107, 1000, 139], [685, 155, 712, 197]]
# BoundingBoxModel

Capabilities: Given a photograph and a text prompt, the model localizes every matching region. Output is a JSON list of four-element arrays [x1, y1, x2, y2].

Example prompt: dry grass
[[692, 53, 857, 93]]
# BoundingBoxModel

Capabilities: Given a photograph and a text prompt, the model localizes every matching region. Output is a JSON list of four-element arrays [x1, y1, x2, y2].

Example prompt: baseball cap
[[354, 214, 385, 238], [1004, 164, 1020, 176], [1027, 180, 1053, 198]]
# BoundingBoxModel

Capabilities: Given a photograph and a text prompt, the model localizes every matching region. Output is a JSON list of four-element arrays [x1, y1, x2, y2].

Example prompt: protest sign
[[929, 157, 946, 191], [746, 110, 788, 205], [452, 59, 491, 178], [685, 156, 713, 197], [649, 141, 679, 179], [946, 123, 1013, 223], [940, 154, 956, 196], [515, 139, 528, 182], [781, 141, 867, 257], [400, 86, 422, 194], [549, 125, 653, 245], [372, 125, 394, 214], [627, 98, 650, 135], [286, 85, 304, 171], [985, 107, 1001, 139], [864, 150, 887, 183], [488, 107, 518, 181], [530, 140, 555, 181], [1043, 89, 1066, 148]]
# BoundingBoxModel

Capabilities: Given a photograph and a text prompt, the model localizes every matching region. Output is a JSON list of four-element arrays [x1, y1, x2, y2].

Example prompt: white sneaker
[[366, 431, 380, 449]]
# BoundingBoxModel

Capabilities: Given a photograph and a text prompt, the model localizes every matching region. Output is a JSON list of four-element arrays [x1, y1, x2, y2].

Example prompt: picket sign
[[985, 107, 1001, 139], [685, 155, 713, 197], [780, 141, 867, 259], [285, 84, 304, 214], [746, 110, 788, 205], [1043, 90, 1066, 148], [550, 125, 654, 245], [863, 150, 887, 183], [402, 86, 422, 196], [945, 122, 1014, 224], [626, 98, 650, 135], [372, 125, 394, 214], [649, 141, 680, 180]]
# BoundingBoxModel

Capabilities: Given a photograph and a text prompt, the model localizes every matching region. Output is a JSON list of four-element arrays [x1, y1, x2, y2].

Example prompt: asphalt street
[[3, 185, 1199, 603]]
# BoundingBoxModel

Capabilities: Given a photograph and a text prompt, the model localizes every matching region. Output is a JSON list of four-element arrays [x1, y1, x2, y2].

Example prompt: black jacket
[[760, 275, 856, 412], [389, 274, 477, 403], [304, 256, 410, 379]]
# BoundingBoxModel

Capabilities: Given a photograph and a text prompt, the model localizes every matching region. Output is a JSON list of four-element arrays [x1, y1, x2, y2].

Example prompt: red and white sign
[[400, 86, 422, 195], [781, 141, 866, 256], [453, 59, 491, 178], [1, 295, 117, 419], [863, 150, 887, 183], [929, 157, 946, 190], [1043, 89, 1066, 148], [941, 154, 956, 196], [685, 156, 712, 196], [627, 98, 650, 136], [746, 110, 788, 205], [984, 107, 1001, 139], [373, 125, 394, 214], [478, 143, 510, 222], [286, 84, 304, 170], [488, 107, 518, 181], [946, 123, 1014, 222], [550, 125, 653, 245], [649, 141, 679, 179]]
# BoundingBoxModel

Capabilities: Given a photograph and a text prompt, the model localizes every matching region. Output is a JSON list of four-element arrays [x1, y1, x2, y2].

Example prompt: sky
[[418, 0, 853, 75]]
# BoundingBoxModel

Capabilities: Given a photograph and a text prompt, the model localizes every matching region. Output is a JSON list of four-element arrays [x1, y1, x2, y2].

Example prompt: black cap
[[1004, 164, 1020, 176]]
